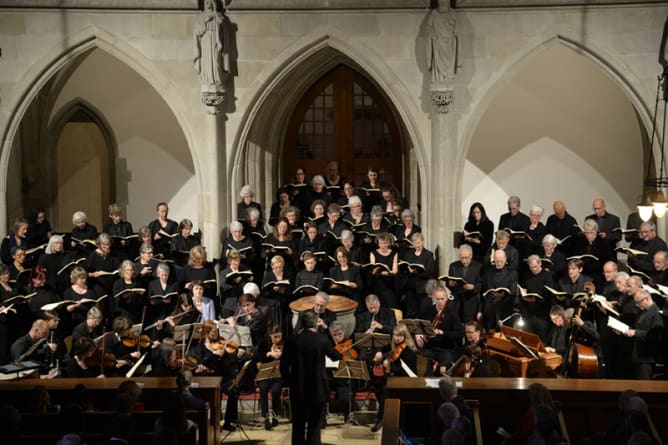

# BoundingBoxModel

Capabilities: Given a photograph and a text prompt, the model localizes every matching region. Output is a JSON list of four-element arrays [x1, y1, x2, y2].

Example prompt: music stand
[[222, 360, 253, 442], [333, 360, 370, 425], [129, 323, 143, 337], [256, 360, 282, 426], [174, 323, 199, 343], [219, 324, 253, 348], [0, 360, 41, 380], [400, 319, 435, 337], [353, 333, 391, 349]]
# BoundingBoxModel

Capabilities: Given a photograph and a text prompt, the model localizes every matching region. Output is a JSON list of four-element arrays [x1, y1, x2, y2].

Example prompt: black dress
[[368, 249, 398, 309]]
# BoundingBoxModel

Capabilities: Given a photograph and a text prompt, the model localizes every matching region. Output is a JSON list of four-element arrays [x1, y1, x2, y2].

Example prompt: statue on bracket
[[426, 0, 459, 84], [194, 0, 229, 112]]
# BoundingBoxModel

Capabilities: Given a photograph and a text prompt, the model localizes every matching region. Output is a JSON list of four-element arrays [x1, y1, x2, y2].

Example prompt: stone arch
[[0, 26, 201, 232], [230, 33, 426, 220], [46, 98, 119, 225], [458, 35, 653, 170]]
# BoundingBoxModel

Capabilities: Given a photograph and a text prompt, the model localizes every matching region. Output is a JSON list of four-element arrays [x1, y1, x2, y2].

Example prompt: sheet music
[[607, 316, 630, 334], [325, 356, 340, 369], [400, 359, 417, 377]]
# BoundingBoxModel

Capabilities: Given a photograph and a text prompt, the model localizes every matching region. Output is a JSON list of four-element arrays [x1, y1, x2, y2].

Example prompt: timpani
[[289, 295, 358, 337]]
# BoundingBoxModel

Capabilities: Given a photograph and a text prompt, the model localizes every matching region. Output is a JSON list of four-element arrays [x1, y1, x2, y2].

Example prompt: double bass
[[561, 282, 598, 378]]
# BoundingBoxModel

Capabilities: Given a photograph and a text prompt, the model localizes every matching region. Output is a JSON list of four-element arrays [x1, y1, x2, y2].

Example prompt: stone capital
[[431, 89, 454, 114]]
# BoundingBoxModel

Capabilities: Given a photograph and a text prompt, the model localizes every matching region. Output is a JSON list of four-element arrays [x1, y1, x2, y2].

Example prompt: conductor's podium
[[289, 295, 358, 336]]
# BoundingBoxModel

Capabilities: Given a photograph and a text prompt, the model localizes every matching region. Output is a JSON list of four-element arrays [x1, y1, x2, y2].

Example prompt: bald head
[[553, 201, 566, 218], [593, 198, 606, 217]]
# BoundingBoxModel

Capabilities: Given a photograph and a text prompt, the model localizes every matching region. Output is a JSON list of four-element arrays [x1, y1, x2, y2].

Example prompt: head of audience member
[[495, 230, 510, 249], [438, 402, 460, 430], [467, 202, 488, 224], [313, 292, 329, 315], [507, 196, 521, 216], [529, 204, 543, 225], [438, 375, 458, 401], [592, 198, 607, 218], [552, 200, 567, 219], [493, 249, 507, 270], [176, 369, 194, 391], [601, 261, 618, 283], [527, 255, 542, 276]]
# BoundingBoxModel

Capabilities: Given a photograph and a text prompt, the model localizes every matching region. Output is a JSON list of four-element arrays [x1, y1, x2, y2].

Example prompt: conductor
[[281, 309, 342, 445]]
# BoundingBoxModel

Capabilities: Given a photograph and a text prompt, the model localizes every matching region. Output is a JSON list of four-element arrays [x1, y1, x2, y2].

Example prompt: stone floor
[[220, 411, 382, 445]]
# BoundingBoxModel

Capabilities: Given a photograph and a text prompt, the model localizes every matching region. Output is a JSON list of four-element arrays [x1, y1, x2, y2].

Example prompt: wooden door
[[284, 65, 402, 190]]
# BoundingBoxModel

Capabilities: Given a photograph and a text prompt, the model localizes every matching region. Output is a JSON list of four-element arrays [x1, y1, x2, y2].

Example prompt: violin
[[385, 342, 408, 374], [122, 333, 152, 349], [208, 338, 239, 355], [271, 341, 283, 354], [335, 338, 359, 361]]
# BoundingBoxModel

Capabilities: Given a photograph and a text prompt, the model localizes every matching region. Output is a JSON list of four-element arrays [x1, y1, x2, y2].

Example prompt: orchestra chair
[[64, 335, 73, 355]]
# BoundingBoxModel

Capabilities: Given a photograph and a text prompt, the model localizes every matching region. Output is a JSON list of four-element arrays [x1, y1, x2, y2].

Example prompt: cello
[[560, 282, 598, 378]]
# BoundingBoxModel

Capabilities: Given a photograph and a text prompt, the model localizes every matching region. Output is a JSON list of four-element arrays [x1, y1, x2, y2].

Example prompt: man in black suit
[[354, 293, 397, 361], [627, 222, 667, 275], [585, 198, 621, 258], [545, 200, 579, 256], [281, 310, 342, 445], [497, 195, 530, 252], [481, 249, 518, 331], [296, 291, 337, 336], [446, 244, 482, 324], [623, 289, 663, 380]]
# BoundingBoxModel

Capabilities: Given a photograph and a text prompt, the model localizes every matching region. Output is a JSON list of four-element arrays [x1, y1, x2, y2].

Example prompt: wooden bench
[[0, 377, 221, 445]]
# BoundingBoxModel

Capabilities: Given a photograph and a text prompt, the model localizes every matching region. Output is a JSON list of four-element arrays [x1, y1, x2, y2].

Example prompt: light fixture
[[638, 17, 668, 219]]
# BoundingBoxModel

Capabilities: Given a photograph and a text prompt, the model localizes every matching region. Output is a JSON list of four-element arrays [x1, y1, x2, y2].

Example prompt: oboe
[[48, 331, 56, 369]]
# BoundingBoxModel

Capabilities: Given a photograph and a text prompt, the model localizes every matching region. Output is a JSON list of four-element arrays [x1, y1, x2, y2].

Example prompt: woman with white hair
[[539, 234, 567, 280], [527, 204, 547, 256], [222, 220, 255, 270], [37, 234, 69, 294], [237, 184, 264, 223], [70, 210, 98, 256], [342, 194, 368, 230]]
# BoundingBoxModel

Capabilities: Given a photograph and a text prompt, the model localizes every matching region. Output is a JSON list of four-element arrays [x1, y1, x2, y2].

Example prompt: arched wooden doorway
[[284, 65, 403, 189]]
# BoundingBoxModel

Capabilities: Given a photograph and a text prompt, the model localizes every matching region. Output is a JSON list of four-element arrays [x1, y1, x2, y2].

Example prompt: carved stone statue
[[426, 0, 459, 83], [194, 0, 228, 89]]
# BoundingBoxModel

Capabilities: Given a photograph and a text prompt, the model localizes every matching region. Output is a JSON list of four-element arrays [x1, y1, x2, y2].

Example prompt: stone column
[[199, 111, 226, 254], [429, 86, 457, 275]]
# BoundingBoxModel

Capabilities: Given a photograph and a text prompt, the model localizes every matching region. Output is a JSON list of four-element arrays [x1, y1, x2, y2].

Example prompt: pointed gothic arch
[[231, 34, 426, 222], [0, 27, 201, 233]]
